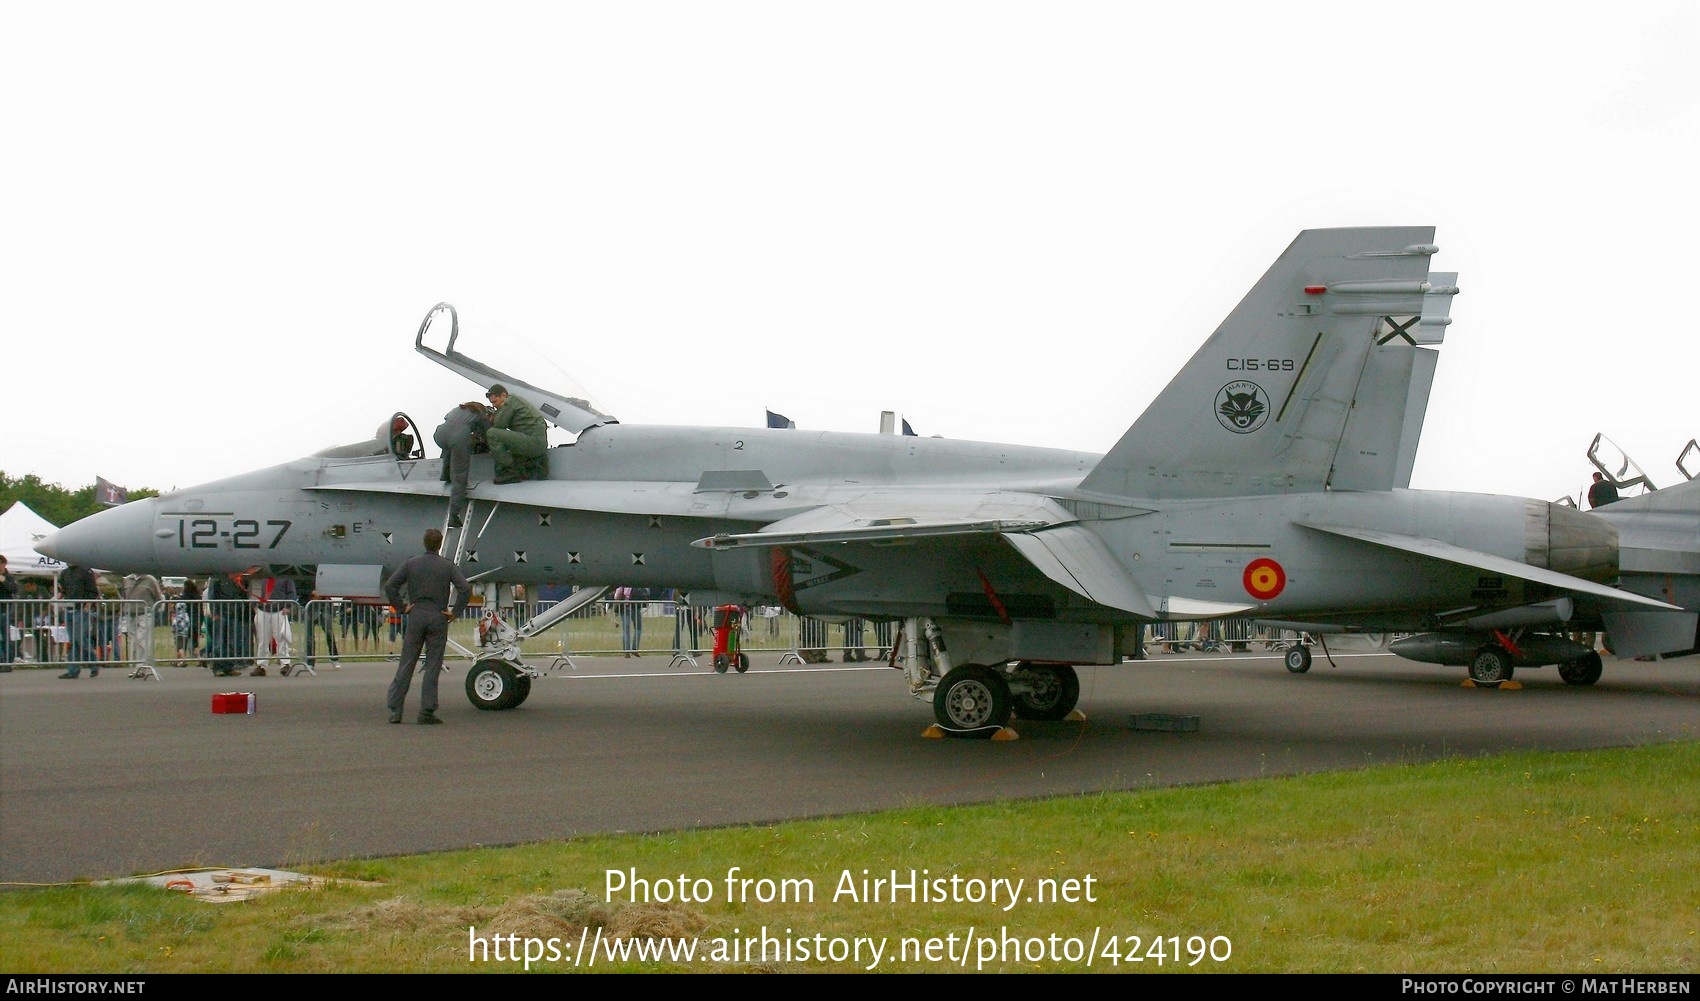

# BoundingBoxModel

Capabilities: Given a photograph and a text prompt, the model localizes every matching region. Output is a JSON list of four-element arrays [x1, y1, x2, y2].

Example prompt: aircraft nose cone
[[39, 497, 161, 572]]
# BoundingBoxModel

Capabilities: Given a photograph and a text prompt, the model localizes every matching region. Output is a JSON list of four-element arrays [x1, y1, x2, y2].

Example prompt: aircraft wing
[[1298, 522, 1682, 610], [693, 494, 1167, 617]]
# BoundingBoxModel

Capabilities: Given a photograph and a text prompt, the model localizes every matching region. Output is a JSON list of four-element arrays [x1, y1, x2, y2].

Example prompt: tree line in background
[[1, 472, 158, 528]]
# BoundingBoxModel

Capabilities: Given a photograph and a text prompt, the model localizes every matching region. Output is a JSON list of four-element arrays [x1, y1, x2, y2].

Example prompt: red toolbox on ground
[[212, 692, 256, 714]]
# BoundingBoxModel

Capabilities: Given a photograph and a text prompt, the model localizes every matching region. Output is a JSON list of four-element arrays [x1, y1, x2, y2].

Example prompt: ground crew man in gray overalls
[[435, 401, 492, 527], [383, 528, 472, 725]]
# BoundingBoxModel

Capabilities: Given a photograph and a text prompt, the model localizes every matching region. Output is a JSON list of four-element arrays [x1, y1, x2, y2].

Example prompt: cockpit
[[309, 303, 617, 467], [313, 412, 427, 463]]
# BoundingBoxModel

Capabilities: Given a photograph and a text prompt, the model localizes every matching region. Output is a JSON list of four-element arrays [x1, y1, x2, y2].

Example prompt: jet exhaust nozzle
[[1536, 501, 1620, 582]]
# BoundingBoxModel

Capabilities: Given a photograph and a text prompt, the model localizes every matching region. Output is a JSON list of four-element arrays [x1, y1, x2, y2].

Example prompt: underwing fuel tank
[[1389, 633, 1593, 667]]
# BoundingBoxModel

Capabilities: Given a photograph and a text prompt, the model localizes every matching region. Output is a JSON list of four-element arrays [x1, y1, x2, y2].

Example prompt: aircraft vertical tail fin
[[1078, 227, 1439, 500], [1330, 271, 1458, 491]]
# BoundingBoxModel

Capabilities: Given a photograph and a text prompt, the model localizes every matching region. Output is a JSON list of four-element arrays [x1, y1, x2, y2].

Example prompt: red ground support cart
[[710, 604, 749, 673]]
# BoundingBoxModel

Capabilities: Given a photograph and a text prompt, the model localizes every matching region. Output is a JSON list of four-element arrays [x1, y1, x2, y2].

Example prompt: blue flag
[[766, 410, 795, 429]]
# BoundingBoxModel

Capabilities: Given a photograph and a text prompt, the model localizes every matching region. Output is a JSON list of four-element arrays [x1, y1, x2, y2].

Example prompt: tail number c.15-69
[[176, 518, 292, 550]]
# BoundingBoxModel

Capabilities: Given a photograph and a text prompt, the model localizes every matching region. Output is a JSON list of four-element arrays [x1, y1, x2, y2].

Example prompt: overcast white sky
[[5, 2, 1697, 510]]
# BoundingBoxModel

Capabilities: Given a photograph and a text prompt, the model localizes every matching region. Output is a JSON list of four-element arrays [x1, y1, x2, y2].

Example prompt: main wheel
[[1284, 645, 1312, 673], [1469, 646, 1514, 685], [1011, 663, 1080, 720], [932, 665, 1012, 737], [466, 660, 523, 710], [1558, 650, 1603, 686]]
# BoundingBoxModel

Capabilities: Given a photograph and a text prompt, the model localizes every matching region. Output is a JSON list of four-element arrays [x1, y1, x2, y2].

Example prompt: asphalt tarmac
[[2, 651, 1696, 885]]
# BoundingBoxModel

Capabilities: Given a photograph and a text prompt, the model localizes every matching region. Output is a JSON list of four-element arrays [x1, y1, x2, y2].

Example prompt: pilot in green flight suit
[[484, 384, 549, 483]]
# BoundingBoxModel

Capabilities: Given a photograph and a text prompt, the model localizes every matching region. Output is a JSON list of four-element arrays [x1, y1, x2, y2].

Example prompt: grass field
[[1, 742, 1694, 973]]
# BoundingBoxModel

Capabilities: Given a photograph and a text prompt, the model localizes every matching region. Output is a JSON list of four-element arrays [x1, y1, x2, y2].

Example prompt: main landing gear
[[1283, 645, 1312, 673], [1467, 645, 1514, 685], [1558, 650, 1603, 686], [933, 665, 1011, 735], [898, 616, 1097, 739], [1010, 663, 1081, 721], [929, 662, 1082, 738]]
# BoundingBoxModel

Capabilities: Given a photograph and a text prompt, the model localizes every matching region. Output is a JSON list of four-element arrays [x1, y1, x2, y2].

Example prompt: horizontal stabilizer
[[1000, 525, 1157, 617], [1298, 522, 1681, 611], [1600, 609, 1699, 659]]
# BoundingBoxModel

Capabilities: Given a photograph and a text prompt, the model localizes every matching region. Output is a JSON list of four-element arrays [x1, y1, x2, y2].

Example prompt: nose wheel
[[466, 660, 532, 710]]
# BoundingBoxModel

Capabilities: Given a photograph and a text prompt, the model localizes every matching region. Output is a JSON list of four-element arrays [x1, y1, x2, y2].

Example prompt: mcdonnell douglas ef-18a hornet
[[41, 228, 1688, 736]]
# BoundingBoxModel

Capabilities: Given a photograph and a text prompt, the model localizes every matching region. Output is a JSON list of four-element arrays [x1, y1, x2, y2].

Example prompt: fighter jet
[[41, 227, 1684, 736], [1322, 435, 1700, 686]]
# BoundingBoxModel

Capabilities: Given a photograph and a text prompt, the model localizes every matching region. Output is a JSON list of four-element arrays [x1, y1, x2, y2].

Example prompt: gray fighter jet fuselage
[[49, 423, 1618, 624], [42, 227, 1687, 734]]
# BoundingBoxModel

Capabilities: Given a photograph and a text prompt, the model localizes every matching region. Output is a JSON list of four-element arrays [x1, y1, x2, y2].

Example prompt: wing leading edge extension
[[691, 492, 1069, 550]]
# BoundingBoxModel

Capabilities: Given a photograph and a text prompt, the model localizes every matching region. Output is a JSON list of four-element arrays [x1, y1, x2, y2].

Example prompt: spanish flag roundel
[[1243, 557, 1286, 600]]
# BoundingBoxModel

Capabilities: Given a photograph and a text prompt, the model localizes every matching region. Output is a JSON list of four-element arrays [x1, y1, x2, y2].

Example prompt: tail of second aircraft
[[1079, 227, 1446, 500]]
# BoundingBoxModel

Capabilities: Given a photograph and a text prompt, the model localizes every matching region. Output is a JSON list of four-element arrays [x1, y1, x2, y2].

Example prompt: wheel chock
[[1501, 681, 1522, 690], [921, 724, 1020, 741]]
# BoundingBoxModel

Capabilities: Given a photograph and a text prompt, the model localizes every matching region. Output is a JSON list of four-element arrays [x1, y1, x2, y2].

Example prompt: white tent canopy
[[0, 502, 68, 577]]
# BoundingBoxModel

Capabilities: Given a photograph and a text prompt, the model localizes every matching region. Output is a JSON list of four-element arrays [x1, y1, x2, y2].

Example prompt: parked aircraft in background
[[40, 227, 1685, 736], [1361, 436, 1699, 685]]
